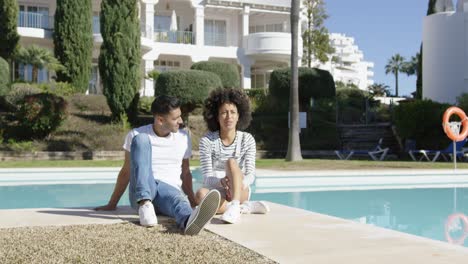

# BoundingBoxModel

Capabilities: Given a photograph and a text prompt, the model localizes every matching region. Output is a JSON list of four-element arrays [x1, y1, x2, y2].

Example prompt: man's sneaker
[[220, 202, 241, 224], [240, 201, 270, 214], [138, 201, 157, 227], [184, 189, 220, 235]]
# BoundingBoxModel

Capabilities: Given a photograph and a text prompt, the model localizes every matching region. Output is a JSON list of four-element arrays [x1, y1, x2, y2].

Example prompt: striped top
[[199, 130, 256, 189]]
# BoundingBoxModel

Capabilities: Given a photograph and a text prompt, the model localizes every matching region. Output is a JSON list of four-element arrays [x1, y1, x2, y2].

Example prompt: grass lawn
[[1, 158, 468, 170]]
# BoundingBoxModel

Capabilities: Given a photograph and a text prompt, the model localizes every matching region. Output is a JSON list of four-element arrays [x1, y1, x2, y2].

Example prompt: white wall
[[423, 12, 465, 104]]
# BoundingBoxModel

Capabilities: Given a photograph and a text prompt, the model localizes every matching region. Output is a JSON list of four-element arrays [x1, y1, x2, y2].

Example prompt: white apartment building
[[314, 33, 374, 91], [15, 0, 301, 96]]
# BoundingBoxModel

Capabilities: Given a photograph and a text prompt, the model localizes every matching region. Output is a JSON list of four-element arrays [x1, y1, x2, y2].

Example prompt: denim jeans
[[128, 133, 192, 229]]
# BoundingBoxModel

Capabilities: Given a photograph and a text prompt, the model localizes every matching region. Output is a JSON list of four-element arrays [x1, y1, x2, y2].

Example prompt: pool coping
[[2, 168, 468, 262], [1, 203, 468, 263]]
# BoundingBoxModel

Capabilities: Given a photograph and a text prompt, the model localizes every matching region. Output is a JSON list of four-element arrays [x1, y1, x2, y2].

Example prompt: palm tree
[[402, 53, 420, 77], [385, 54, 405, 97], [368, 83, 390, 97], [286, 0, 303, 161], [15, 45, 64, 82]]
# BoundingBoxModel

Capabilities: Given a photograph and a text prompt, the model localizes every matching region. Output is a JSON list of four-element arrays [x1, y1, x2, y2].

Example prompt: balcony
[[244, 32, 293, 60], [154, 30, 195, 45], [18, 11, 54, 30]]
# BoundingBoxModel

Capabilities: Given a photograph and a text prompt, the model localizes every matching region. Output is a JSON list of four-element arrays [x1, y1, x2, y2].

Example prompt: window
[[204, 19, 226, 46], [250, 23, 285, 33], [154, 59, 181, 72], [15, 63, 48, 83], [93, 13, 100, 34]]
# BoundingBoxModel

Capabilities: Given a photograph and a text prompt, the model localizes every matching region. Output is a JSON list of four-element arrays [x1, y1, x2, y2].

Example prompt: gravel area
[[0, 221, 276, 264]]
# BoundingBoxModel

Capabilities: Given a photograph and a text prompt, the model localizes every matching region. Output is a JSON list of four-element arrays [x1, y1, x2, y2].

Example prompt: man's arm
[[181, 158, 196, 207], [95, 151, 131, 211]]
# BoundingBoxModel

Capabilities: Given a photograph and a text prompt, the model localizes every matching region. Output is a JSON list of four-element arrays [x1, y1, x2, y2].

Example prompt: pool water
[[1, 171, 468, 247]]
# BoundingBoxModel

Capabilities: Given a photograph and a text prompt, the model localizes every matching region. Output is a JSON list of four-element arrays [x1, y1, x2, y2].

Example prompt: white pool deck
[[2, 168, 468, 263]]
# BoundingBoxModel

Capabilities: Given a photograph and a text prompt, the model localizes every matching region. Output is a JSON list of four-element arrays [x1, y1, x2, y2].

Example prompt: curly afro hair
[[203, 88, 252, 132]]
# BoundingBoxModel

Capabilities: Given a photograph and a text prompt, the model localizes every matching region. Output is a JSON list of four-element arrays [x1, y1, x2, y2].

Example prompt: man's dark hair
[[203, 88, 252, 132], [151, 95, 181, 115]]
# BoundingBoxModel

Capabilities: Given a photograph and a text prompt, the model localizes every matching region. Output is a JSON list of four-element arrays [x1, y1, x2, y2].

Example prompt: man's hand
[[94, 203, 117, 211]]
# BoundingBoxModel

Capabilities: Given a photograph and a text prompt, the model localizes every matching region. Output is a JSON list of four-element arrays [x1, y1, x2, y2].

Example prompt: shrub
[[0, 57, 9, 96], [191, 61, 240, 88], [336, 87, 379, 124], [393, 99, 450, 149], [38, 82, 76, 96], [246, 88, 268, 111], [15, 93, 68, 139], [139, 96, 154, 114], [2, 83, 41, 111], [155, 70, 222, 120], [268, 67, 335, 112]]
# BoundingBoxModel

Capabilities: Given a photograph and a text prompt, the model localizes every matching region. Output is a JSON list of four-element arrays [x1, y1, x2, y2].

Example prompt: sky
[[324, 0, 427, 97]]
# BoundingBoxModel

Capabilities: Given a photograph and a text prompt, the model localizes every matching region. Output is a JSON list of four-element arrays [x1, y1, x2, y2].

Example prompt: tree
[[368, 83, 390, 97], [99, 0, 141, 121], [302, 0, 334, 67], [54, 0, 93, 93], [385, 54, 405, 97], [286, 0, 303, 161], [0, 0, 20, 61], [402, 53, 420, 77], [15, 45, 64, 83]]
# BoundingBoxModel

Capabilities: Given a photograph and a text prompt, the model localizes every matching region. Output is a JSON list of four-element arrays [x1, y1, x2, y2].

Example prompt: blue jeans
[[128, 133, 192, 229]]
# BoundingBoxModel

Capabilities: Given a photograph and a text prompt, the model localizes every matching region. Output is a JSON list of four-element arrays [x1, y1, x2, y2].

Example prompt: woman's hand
[[220, 176, 232, 201]]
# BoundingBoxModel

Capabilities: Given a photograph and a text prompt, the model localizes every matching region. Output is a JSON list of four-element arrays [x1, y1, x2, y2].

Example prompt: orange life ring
[[442, 107, 468, 141], [445, 213, 468, 245]]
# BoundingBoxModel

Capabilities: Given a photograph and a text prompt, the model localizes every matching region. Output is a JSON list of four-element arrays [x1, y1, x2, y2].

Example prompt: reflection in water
[[445, 213, 468, 245], [251, 188, 468, 247]]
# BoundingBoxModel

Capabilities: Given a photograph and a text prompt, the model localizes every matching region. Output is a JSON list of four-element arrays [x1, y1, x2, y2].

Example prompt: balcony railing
[[18, 11, 53, 30], [154, 30, 195, 45]]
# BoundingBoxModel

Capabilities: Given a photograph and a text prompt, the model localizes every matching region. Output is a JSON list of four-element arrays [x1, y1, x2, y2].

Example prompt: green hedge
[[155, 70, 222, 118], [191, 61, 240, 88], [0, 57, 9, 96], [268, 67, 335, 112], [393, 99, 450, 149]]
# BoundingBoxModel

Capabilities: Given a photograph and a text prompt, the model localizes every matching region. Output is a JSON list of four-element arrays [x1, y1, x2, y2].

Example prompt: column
[[142, 59, 155, 96], [241, 5, 250, 47], [240, 58, 253, 89], [194, 6, 204, 46], [141, 0, 158, 39]]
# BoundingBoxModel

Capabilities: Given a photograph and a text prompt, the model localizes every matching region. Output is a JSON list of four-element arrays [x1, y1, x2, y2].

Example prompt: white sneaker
[[220, 202, 241, 224], [240, 201, 270, 214], [184, 189, 220, 235], [138, 201, 157, 227]]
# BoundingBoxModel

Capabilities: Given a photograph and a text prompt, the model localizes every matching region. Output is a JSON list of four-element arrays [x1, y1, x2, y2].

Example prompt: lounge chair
[[335, 138, 389, 161], [408, 139, 468, 162]]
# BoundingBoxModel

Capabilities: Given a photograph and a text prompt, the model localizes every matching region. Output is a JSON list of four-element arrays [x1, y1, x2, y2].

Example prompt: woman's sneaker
[[220, 202, 241, 224], [184, 189, 221, 235], [138, 201, 157, 227], [240, 201, 270, 214]]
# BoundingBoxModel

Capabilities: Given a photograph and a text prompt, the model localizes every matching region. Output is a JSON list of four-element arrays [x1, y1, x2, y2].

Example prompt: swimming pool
[[1, 168, 468, 247]]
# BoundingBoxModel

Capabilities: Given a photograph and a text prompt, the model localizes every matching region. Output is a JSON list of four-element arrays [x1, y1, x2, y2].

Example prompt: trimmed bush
[[393, 99, 450, 149], [0, 57, 9, 96], [2, 83, 41, 111], [15, 93, 68, 139], [191, 61, 240, 88], [269, 67, 335, 111], [155, 70, 222, 119]]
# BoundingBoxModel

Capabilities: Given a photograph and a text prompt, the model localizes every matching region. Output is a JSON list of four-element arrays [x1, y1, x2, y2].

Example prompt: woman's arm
[[242, 133, 256, 189], [199, 135, 220, 187]]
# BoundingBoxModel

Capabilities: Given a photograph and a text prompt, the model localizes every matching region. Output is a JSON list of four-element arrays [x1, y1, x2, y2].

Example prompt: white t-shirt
[[123, 124, 192, 190]]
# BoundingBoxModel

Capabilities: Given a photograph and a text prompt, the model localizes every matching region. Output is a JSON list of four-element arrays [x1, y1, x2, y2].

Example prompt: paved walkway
[[1, 203, 468, 263]]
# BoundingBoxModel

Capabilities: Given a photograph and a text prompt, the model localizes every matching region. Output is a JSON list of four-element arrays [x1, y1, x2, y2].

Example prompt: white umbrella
[[170, 10, 177, 31]]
